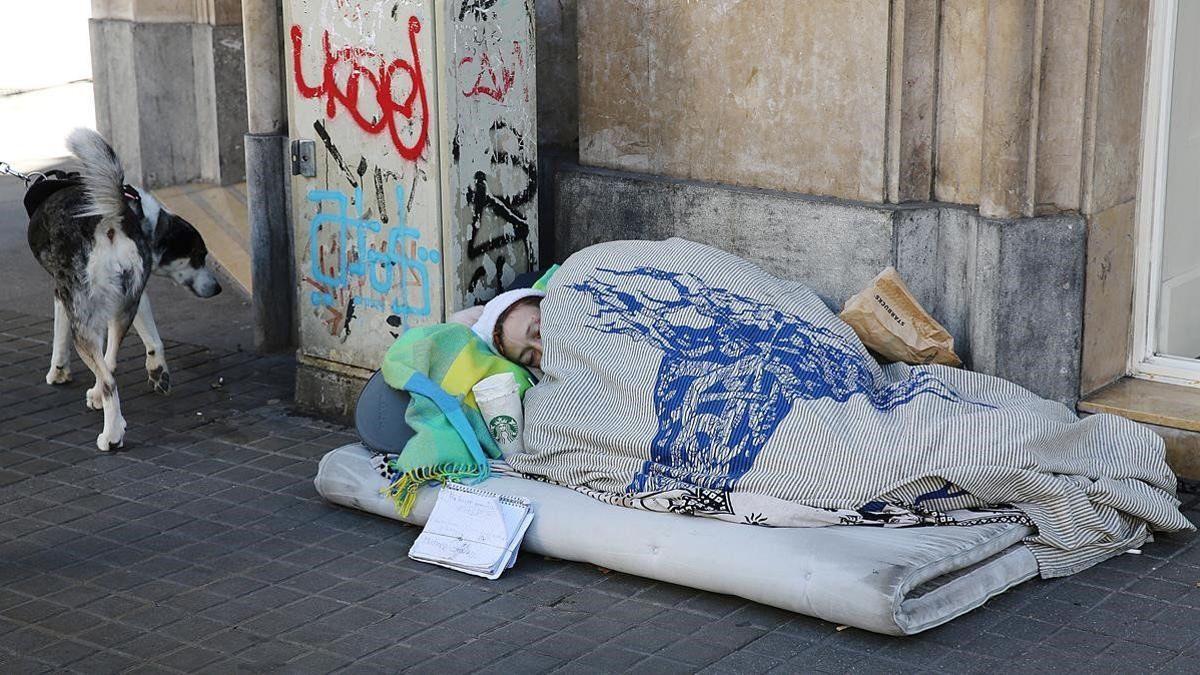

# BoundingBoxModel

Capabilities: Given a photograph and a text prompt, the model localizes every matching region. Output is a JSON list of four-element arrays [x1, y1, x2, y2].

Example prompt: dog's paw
[[148, 366, 170, 394], [45, 365, 71, 385], [85, 386, 103, 410], [97, 417, 126, 452]]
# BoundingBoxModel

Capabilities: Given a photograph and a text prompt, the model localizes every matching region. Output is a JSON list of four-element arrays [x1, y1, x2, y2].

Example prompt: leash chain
[[0, 161, 46, 185]]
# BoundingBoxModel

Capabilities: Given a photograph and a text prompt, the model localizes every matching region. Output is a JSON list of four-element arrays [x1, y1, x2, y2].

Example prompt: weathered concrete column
[[885, 0, 940, 203], [242, 0, 295, 352], [979, 0, 1041, 218], [242, 0, 285, 135], [89, 0, 246, 187]]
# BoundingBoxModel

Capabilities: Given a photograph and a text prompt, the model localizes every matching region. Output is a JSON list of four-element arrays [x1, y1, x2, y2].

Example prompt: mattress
[[315, 443, 1039, 635]]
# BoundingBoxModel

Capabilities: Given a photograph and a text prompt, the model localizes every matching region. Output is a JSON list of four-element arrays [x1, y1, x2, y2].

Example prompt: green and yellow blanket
[[379, 323, 533, 515]]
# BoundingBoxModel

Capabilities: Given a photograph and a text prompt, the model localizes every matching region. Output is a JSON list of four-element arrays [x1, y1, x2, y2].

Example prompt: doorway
[[1134, 0, 1200, 385]]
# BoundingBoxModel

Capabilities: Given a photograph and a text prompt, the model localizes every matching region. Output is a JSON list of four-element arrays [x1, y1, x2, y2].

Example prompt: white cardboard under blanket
[[315, 444, 1038, 636]]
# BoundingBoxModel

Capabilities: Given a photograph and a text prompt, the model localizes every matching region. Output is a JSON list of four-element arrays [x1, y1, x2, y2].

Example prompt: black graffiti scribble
[[458, 0, 500, 21], [460, 121, 537, 297], [343, 297, 357, 336], [313, 121, 358, 188], [373, 166, 388, 224]]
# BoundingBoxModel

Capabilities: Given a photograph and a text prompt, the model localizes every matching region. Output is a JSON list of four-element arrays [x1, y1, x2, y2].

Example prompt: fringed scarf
[[379, 323, 533, 515]]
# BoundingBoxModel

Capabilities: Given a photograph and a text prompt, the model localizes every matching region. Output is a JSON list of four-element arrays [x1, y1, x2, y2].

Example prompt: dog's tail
[[66, 128, 126, 219]]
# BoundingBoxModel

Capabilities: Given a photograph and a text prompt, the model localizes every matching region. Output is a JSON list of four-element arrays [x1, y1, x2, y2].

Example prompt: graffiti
[[291, 16, 429, 162], [454, 121, 538, 299], [313, 121, 358, 187], [306, 185, 441, 337], [445, 0, 538, 306], [372, 166, 388, 224], [459, 42, 526, 102], [458, 0, 501, 21]]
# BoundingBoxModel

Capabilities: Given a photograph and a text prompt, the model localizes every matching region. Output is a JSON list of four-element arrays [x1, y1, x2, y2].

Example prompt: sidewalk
[[3, 183, 1200, 673], [3, 309, 1200, 674]]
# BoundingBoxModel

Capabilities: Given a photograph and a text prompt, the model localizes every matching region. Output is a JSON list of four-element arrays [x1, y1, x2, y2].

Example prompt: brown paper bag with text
[[839, 267, 962, 367]]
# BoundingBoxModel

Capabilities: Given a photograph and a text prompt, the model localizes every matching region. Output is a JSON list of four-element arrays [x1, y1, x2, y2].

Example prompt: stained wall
[[569, 0, 1153, 397], [578, 0, 891, 203]]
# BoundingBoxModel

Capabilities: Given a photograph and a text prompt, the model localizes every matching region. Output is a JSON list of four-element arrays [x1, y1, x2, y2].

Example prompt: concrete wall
[[573, 0, 1126, 216], [577, 0, 891, 203], [933, 0, 985, 205], [1078, 0, 1151, 394], [90, 0, 247, 187], [557, 165, 1086, 405], [561, 0, 1155, 399]]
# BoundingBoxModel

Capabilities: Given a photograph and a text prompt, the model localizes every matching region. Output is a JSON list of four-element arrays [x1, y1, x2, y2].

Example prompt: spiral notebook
[[408, 481, 534, 579]]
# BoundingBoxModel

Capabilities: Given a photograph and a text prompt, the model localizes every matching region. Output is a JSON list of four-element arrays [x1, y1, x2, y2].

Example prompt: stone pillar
[[242, 0, 284, 135], [242, 0, 296, 353], [978, 0, 1041, 219], [885, 0, 939, 203], [1078, 0, 1151, 395], [90, 0, 247, 188]]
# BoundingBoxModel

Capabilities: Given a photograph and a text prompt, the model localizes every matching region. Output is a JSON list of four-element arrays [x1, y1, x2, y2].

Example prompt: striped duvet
[[506, 238, 1192, 578]]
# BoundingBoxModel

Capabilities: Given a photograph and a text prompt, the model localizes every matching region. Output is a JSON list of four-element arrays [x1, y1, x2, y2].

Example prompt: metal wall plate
[[290, 139, 316, 177]]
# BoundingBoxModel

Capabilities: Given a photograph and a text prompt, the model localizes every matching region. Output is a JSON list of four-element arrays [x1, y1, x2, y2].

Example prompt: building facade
[[89, 0, 1197, 469], [539, 0, 1156, 410]]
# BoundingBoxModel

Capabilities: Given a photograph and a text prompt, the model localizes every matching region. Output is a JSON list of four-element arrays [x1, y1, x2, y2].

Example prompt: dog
[[26, 128, 222, 451]]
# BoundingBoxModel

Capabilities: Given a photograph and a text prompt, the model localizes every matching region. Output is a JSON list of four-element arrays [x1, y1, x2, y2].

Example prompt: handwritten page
[[409, 483, 533, 579]]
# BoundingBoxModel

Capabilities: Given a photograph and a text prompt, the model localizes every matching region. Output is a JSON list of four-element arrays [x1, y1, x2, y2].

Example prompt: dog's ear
[[156, 213, 209, 266]]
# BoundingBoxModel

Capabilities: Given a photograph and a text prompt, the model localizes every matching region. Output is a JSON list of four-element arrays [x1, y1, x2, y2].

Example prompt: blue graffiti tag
[[568, 267, 989, 494], [307, 186, 441, 318]]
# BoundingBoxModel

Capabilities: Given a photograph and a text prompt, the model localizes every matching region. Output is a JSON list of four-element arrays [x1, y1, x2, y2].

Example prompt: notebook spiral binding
[[445, 480, 531, 509]]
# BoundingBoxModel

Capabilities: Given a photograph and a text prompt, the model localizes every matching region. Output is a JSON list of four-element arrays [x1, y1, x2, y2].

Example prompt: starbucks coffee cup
[[472, 373, 525, 458]]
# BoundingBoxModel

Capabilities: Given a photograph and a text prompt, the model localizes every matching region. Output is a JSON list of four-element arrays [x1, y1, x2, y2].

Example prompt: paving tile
[[530, 632, 599, 661], [153, 645, 225, 671], [656, 637, 740, 668], [569, 644, 647, 672], [1087, 640, 1178, 670], [28, 638, 99, 667], [114, 632, 188, 660], [2, 599, 68, 623], [607, 625, 687, 658], [477, 648, 563, 674], [783, 644, 872, 673], [630, 655, 698, 675], [705, 649, 785, 674], [483, 620, 555, 647], [1044, 626, 1116, 654], [71, 649, 141, 674], [200, 627, 261, 655]]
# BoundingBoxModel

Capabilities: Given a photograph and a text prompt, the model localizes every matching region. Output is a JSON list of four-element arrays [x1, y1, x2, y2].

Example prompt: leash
[[6, 160, 141, 218], [0, 161, 46, 185]]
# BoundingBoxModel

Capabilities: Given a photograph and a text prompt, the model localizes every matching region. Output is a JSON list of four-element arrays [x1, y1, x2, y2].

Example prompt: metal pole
[[242, 0, 296, 352]]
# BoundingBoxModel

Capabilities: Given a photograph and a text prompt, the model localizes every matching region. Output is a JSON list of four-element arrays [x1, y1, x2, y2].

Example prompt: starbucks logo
[[488, 415, 519, 444]]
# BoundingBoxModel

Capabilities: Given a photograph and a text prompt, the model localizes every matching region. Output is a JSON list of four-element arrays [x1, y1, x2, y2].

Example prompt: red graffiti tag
[[459, 42, 525, 102], [291, 17, 429, 162]]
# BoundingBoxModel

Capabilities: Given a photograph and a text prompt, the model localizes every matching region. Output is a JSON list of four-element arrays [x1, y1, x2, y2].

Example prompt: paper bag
[[839, 267, 962, 367]]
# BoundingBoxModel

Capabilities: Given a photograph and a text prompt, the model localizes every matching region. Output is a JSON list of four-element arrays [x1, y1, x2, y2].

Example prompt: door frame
[[1131, 0, 1200, 386]]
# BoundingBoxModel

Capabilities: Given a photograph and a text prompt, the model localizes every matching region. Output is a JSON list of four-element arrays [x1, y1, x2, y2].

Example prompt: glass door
[[1135, 0, 1200, 385], [1156, 0, 1200, 360]]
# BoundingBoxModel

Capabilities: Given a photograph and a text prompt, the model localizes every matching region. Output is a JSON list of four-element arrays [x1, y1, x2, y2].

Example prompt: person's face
[[499, 300, 542, 369]]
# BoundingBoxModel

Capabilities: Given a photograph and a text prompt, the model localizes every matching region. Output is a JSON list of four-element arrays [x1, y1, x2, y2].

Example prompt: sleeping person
[[375, 284, 554, 515], [449, 288, 544, 373], [497, 237, 1192, 579], [379, 238, 1189, 578]]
